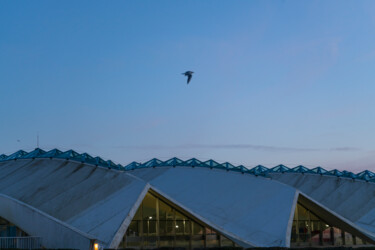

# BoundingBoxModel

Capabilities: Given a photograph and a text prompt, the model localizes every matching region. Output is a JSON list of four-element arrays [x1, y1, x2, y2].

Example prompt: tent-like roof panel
[[147, 167, 297, 247], [0, 158, 147, 246], [2, 149, 375, 248], [269, 172, 375, 236]]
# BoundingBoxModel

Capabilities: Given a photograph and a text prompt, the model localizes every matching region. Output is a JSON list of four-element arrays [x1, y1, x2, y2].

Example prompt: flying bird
[[182, 71, 194, 84]]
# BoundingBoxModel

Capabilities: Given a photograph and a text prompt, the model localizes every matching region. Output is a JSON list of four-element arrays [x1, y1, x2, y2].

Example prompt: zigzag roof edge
[[0, 148, 374, 181]]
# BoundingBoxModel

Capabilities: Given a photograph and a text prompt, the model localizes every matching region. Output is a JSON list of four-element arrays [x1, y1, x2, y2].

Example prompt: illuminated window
[[119, 192, 236, 249], [291, 203, 369, 247]]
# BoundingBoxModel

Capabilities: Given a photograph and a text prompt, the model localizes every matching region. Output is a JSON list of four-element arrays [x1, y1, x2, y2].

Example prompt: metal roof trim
[[1, 148, 375, 181]]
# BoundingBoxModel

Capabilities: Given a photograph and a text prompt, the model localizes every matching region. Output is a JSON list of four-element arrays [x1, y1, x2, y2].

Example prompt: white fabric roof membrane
[[269, 172, 375, 236], [143, 167, 298, 247], [0, 159, 147, 247], [1, 158, 375, 248]]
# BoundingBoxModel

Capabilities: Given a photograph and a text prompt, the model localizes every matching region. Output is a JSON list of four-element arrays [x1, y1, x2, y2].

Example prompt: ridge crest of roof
[[1, 148, 374, 181]]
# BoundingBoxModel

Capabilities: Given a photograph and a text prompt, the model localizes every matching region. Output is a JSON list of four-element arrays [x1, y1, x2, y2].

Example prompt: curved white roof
[[143, 167, 298, 247], [0, 158, 147, 248], [270, 172, 375, 234], [1, 150, 375, 249]]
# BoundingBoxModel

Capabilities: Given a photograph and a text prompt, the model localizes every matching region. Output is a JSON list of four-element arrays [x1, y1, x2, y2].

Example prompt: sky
[[1, 0, 375, 172]]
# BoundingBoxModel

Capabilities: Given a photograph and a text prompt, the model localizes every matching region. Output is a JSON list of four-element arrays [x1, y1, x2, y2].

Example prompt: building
[[1, 148, 375, 249]]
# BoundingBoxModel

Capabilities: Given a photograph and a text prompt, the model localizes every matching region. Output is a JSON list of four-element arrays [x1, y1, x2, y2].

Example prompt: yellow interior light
[[94, 243, 99, 250]]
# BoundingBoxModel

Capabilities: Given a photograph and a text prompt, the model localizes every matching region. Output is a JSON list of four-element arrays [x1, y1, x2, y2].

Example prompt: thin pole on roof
[[37, 132, 39, 148]]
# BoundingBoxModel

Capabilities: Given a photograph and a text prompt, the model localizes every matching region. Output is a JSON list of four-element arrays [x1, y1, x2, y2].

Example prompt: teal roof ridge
[[124, 161, 141, 170], [0, 148, 124, 170], [357, 170, 375, 181], [222, 162, 240, 171], [311, 166, 328, 174], [200, 159, 221, 169], [327, 169, 343, 176], [20, 148, 46, 159], [269, 164, 290, 173], [140, 158, 163, 168], [38, 148, 63, 158], [182, 158, 202, 167], [162, 157, 184, 167], [1, 149, 375, 181], [5, 150, 28, 160], [0, 154, 7, 160], [288, 165, 313, 173], [249, 165, 268, 175]]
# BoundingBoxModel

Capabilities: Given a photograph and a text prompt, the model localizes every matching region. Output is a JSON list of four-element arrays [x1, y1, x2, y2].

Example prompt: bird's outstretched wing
[[187, 74, 192, 84]]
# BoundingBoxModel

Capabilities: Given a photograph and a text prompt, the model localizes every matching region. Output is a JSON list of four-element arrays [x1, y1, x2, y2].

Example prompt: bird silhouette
[[182, 71, 194, 84]]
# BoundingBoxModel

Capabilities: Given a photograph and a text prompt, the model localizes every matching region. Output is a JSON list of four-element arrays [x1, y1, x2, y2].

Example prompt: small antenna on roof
[[37, 132, 39, 148]]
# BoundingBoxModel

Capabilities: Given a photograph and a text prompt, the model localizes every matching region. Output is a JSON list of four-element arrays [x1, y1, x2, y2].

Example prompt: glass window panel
[[205, 227, 213, 235], [125, 236, 143, 248], [0, 226, 7, 237], [7, 226, 16, 237], [310, 233, 320, 246], [210, 228, 217, 235], [175, 220, 190, 235], [159, 219, 174, 235], [184, 220, 191, 235], [126, 220, 141, 237], [166, 220, 174, 235], [159, 236, 174, 247], [298, 220, 310, 243], [143, 220, 157, 235], [221, 235, 234, 247], [206, 229, 219, 247], [175, 235, 190, 247], [310, 221, 322, 246], [297, 204, 309, 220], [322, 227, 333, 246], [192, 221, 204, 235], [291, 221, 297, 243], [159, 220, 166, 235], [175, 220, 185, 235], [175, 210, 188, 220], [143, 236, 157, 247], [0, 217, 28, 238], [0, 217, 7, 225], [321, 223, 330, 231], [159, 199, 174, 220], [356, 236, 364, 245], [123, 192, 236, 248], [290, 203, 372, 248], [142, 193, 156, 221], [133, 204, 142, 220], [333, 227, 343, 246], [310, 220, 320, 234], [206, 234, 219, 247], [310, 221, 321, 246], [191, 235, 204, 248], [310, 211, 319, 221], [345, 232, 353, 246]]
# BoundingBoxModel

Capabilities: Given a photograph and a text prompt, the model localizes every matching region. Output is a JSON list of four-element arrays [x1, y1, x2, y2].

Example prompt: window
[[291, 203, 369, 247], [0, 217, 28, 237], [119, 192, 235, 249]]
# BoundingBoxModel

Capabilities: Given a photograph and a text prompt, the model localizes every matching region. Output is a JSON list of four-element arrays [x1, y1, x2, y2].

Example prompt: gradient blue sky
[[1, 0, 375, 171]]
